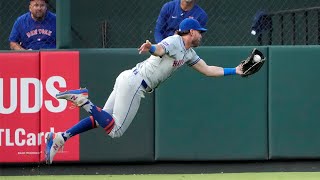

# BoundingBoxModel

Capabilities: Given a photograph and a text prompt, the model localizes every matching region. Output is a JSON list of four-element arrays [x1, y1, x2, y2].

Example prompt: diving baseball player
[[45, 18, 244, 164]]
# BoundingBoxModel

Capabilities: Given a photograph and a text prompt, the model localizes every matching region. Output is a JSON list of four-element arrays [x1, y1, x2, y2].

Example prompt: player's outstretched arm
[[138, 40, 165, 57], [192, 59, 243, 77]]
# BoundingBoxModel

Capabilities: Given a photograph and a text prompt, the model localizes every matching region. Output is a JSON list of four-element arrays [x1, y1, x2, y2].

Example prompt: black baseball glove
[[240, 48, 266, 77]]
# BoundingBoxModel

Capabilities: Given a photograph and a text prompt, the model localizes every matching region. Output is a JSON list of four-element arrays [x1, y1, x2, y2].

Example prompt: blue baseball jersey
[[154, 0, 208, 43], [9, 11, 56, 50]]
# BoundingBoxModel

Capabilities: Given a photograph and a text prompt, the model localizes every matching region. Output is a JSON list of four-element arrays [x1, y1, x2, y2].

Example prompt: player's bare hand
[[138, 40, 152, 54]]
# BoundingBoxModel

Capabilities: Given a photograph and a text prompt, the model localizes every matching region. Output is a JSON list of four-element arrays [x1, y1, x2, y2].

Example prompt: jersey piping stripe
[[188, 57, 201, 66], [113, 86, 140, 133]]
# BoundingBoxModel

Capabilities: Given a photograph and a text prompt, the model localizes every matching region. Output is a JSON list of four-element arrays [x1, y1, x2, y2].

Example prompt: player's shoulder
[[45, 11, 56, 20], [162, 34, 180, 44], [169, 34, 180, 39], [47, 11, 56, 17], [16, 12, 31, 22], [160, 35, 185, 53], [194, 4, 208, 16]]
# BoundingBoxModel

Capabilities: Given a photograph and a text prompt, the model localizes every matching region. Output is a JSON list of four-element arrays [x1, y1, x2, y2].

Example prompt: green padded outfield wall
[[155, 47, 269, 160], [3, 47, 320, 163], [269, 46, 320, 159], [79, 49, 155, 162], [47, 47, 320, 161]]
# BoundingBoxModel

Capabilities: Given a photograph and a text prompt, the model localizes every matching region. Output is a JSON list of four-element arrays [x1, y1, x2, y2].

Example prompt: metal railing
[[256, 7, 320, 45]]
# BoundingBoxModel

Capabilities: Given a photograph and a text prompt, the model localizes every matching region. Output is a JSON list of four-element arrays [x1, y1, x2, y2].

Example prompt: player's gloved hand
[[239, 48, 266, 77]]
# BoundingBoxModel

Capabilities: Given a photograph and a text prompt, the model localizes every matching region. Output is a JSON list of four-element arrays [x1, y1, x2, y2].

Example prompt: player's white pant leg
[[108, 70, 145, 138], [102, 68, 126, 115], [102, 90, 116, 115]]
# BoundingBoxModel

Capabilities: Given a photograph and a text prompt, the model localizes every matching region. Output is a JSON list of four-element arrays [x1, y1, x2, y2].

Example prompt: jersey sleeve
[[186, 48, 201, 66], [158, 36, 179, 57], [8, 20, 21, 43]]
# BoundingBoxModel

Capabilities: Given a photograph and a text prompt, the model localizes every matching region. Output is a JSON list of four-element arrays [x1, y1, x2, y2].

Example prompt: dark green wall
[[155, 47, 269, 160], [78, 46, 320, 162], [268, 46, 320, 159]]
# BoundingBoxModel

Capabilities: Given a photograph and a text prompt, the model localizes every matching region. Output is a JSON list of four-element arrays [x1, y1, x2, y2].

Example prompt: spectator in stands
[[154, 0, 208, 43], [9, 0, 56, 50]]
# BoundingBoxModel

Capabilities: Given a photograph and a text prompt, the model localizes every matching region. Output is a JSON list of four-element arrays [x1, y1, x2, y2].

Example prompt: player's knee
[[94, 120, 100, 127], [106, 121, 127, 138], [108, 131, 124, 138], [109, 134, 122, 138]]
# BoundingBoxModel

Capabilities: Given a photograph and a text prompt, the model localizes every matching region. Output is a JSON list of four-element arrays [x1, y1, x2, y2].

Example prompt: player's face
[[191, 30, 203, 47], [29, 0, 47, 21]]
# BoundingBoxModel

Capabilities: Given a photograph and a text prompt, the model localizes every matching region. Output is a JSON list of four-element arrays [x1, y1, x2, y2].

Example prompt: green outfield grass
[[1, 172, 320, 180]]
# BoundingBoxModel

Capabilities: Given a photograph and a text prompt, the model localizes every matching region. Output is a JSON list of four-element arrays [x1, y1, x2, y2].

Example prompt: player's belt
[[133, 68, 153, 93], [141, 80, 153, 93]]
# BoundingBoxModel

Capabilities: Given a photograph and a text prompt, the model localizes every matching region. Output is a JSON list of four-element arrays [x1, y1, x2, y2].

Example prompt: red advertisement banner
[[0, 51, 80, 163], [0, 53, 40, 163]]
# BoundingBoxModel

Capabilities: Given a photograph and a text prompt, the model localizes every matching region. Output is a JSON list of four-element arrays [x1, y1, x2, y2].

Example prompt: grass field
[[1, 172, 320, 180]]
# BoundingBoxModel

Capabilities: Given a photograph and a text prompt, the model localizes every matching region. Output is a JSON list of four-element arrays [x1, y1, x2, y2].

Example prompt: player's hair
[[176, 30, 190, 36]]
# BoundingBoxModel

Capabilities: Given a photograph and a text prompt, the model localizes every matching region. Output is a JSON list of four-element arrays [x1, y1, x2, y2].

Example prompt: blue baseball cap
[[178, 18, 207, 32]]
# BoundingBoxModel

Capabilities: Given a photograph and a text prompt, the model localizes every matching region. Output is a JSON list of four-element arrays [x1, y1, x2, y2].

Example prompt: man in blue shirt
[[9, 0, 56, 50], [154, 0, 208, 43]]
